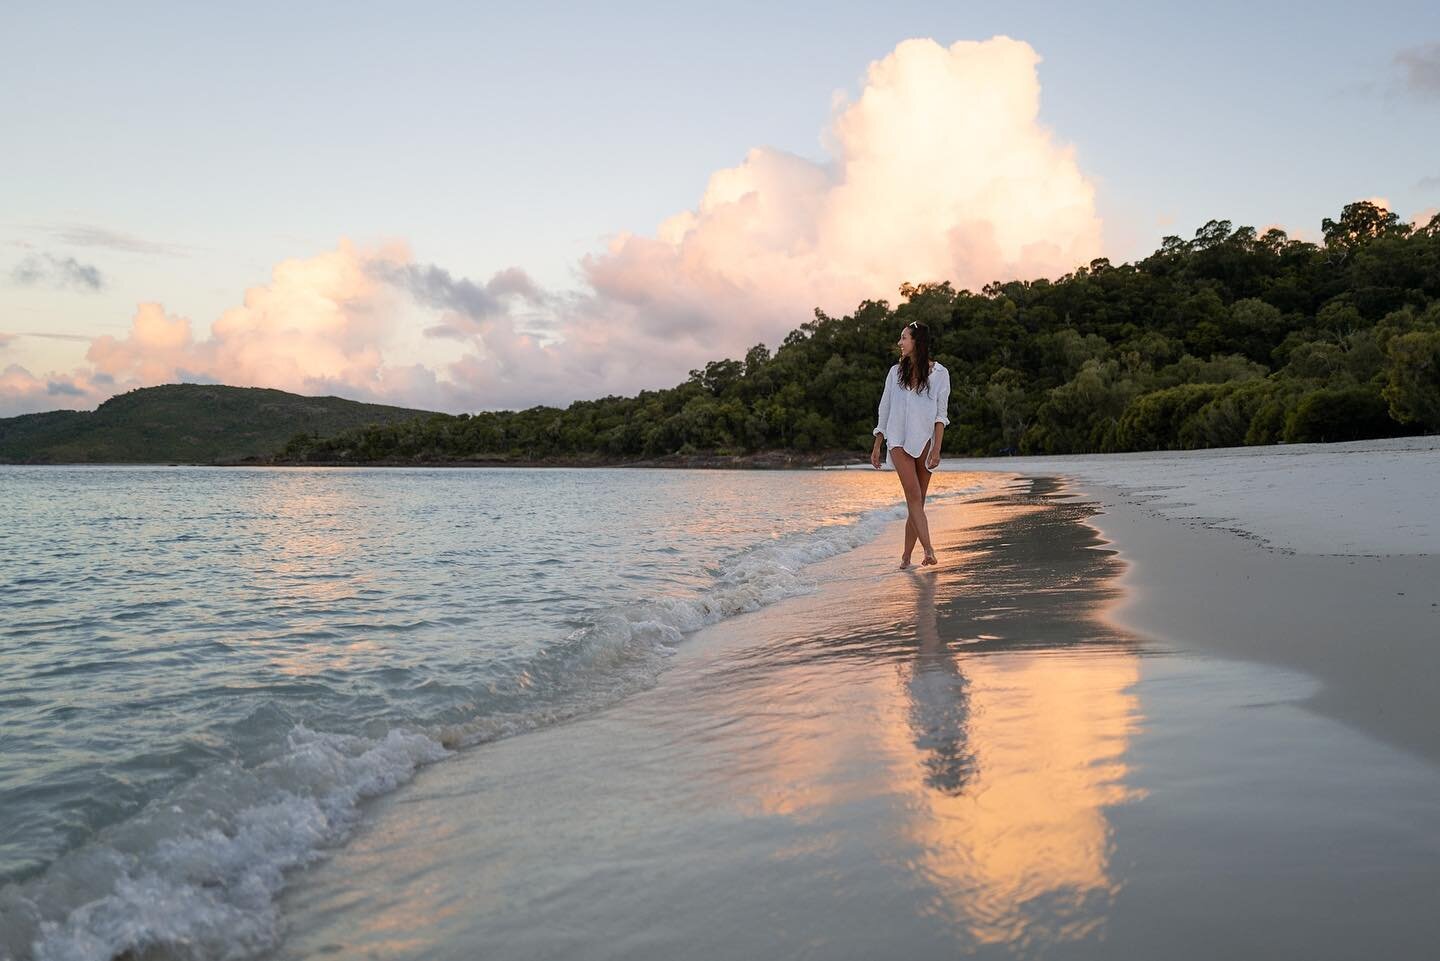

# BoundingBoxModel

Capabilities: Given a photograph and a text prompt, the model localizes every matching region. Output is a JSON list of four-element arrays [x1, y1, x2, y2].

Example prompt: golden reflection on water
[[240, 473, 381, 676], [269, 479, 1150, 957], [892, 567, 1146, 946], [270, 637, 384, 676], [250, 473, 362, 571], [733, 491, 1148, 948]]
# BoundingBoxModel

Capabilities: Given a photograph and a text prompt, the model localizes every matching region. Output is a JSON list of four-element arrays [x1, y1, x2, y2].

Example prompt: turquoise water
[[0, 465, 991, 959]]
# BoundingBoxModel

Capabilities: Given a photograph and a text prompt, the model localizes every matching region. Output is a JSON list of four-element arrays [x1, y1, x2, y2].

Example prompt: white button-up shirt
[[873, 362, 951, 460]]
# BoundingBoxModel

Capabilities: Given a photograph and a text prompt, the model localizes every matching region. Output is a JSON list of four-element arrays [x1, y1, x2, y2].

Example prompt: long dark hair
[[897, 320, 932, 394]]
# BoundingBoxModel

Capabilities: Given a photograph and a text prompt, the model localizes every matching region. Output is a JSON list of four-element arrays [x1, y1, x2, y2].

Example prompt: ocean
[[0, 464, 991, 959]]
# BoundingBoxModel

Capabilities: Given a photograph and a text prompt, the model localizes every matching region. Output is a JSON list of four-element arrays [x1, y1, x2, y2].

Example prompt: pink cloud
[[2, 36, 1107, 418], [75, 240, 415, 402], [580, 37, 1102, 359], [0, 241, 420, 417], [87, 303, 196, 384], [0, 364, 46, 404], [0, 364, 107, 416]]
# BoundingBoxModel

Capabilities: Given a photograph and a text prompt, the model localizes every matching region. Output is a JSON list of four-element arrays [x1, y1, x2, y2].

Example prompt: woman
[[870, 320, 950, 568]]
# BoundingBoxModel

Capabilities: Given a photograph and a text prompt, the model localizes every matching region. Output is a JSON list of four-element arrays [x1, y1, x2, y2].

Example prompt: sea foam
[[3, 727, 447, 961], [1, 483, 980, 961]]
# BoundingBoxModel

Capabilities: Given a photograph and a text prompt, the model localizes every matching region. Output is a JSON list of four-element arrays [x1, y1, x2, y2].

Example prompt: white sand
[[945, 437, 1440, 765], [943, 434, 1440, 556]]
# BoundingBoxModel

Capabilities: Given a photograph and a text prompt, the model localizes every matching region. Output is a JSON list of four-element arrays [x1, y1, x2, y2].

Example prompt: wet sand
[[266, 479, 1440, 960], [1069, 477, 1440, 768]]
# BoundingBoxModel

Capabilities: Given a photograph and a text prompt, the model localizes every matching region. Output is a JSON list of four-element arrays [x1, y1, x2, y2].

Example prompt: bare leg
[[903, 441, 935, 563], [891, 446, 935, 566]]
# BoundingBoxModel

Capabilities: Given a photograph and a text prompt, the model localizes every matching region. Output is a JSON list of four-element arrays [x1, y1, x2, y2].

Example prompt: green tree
[[1284, 386, 1398, 443], [1322, 201, 1410, 260], [1381, 330, 1440, 430], [1113, 383, 1224, 450], [985, 368, 1033, 451]]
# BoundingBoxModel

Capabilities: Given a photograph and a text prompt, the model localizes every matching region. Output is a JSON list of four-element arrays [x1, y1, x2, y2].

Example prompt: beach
[[960, 436, 1440, 767], [5, 441, 1439, 960], [8, 4, 1439, 958], [264, 439, 1440, 960]]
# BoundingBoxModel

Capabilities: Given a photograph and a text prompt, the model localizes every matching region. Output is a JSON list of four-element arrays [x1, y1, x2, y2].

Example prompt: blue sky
[[2, 0, 1437, 413]]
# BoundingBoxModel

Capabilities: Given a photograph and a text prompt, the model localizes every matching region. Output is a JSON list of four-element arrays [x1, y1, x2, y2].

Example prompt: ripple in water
[[0, 465, 996, 960]]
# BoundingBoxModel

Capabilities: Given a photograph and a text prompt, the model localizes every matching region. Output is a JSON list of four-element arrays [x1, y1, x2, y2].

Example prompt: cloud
[[10, 253, 105, 291], [372, 261, 551, 341], [1, 36, 1106, 417], [1418, 173, 1440, 190], [83, 239, 421, 399], [0, 364, 106, 416], [45, 379, 86, 397], [34, 223, 187, 256], [20, 331, 94, 342], [1395, 43, 1440, 97], [579, 36, 1101, 363], [0, 333, 15, 351], [0, 242, 531, 417]]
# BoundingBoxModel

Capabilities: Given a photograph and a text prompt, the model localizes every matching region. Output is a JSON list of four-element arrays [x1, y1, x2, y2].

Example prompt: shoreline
[[264, 477, 1440, 960], [0, 450, 871, 470], [12, 444, 1439, 959], [269, 483, 1153, 959], [944, 433, 1440, 556], [951, 435, 1440, 765], [7, 433, 1435, 473], [1059, 476, 1440, 766]]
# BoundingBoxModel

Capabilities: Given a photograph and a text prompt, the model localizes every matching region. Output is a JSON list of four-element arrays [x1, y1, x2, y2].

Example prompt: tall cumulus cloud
[[1, 36, 1104, 417], [583, 36, 1101, 344]]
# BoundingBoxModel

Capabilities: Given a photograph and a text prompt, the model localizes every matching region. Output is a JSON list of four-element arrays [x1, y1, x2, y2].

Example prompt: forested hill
[[0, 385, 434, 464], [9, 202, 1437, 467], [279, 202, 1440, 465]]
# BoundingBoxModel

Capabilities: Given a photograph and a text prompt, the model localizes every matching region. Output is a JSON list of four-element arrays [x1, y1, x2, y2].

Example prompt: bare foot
[[921, 550, 938, 566], [899, 554, 912, 569]]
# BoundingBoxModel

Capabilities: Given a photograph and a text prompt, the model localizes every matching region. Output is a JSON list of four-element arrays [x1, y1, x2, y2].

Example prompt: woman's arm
[[871, 369, 894, 469], [926, 423, 945, 469], [927, 369, 951, 469]]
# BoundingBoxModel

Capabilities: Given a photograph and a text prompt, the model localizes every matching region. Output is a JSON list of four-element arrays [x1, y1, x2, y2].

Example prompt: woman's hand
[[870, 440, 884, 469], [925, 448, 941, 470]]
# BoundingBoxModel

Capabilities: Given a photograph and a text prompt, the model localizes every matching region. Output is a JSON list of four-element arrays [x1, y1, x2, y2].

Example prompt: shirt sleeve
[[873, 367, 894, 436], [933, 367, 951, 427]]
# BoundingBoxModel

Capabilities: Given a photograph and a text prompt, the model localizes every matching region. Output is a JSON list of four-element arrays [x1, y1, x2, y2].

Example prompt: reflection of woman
[[905, 569, 973, 795], [870, 321, 950, 569]]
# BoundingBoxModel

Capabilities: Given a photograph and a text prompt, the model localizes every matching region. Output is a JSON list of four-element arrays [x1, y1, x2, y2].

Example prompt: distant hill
[[0, 384, 437, 464]]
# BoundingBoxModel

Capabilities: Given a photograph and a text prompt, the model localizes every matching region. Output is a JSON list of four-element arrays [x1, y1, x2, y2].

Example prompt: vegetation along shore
[[3, 202, 1435, 467]]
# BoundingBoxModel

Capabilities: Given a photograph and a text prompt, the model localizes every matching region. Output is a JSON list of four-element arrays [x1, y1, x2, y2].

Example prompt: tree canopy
[[281, 202, 1440, 465]]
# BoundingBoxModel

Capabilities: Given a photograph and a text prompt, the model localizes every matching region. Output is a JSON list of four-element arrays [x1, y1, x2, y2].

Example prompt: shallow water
[[0, 465, 995, 960], [265, 482, 1440, 960]]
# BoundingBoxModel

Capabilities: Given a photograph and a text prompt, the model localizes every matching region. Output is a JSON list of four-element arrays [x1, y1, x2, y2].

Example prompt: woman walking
[[870, 320, 950, 568]]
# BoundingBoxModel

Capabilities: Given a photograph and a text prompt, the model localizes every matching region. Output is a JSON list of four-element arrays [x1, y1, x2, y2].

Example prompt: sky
[[2, 0, 1437, 417]]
